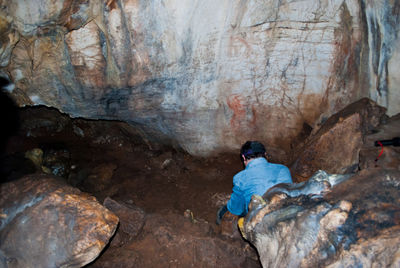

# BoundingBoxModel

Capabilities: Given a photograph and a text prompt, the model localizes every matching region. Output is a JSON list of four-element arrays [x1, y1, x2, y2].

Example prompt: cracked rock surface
[[0, 174, 119, 268], [0, 0, 399, 156]]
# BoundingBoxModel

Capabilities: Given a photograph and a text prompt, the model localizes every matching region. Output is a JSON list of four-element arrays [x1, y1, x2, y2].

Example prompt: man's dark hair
[[240, 141, 266, 160]]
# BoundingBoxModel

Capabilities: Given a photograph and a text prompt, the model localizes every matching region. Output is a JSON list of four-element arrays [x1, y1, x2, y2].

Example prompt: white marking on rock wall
[[29, 95, 43, 104], [14, 69, 24, 81], [3, 82, 15, 93], [10, 0, 65, 35], [66, 21, 102, 70]]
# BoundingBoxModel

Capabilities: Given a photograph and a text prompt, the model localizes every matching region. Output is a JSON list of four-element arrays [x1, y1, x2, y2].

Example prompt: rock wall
[[0, 0, 399, 156], [241, 169, 400, 267]]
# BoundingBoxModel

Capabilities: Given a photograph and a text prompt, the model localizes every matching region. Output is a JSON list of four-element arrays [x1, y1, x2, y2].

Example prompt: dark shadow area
[[0, 77, 19, 153], [0, 77, 24, 183]]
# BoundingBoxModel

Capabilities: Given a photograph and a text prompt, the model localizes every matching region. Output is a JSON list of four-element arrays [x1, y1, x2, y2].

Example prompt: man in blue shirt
[[217, 141, 292, 224]]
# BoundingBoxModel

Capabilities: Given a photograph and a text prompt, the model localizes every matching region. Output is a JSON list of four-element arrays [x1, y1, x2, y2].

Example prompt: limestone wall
[[0, 0, 399, 156]]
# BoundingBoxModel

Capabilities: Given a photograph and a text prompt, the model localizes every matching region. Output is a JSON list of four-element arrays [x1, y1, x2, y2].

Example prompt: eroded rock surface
[[291, 98, 387, 181], [103, 197, 145, 240], [242, 169, 400, 268], [0, 1, 399, 156], [0, 174, 119, 268]]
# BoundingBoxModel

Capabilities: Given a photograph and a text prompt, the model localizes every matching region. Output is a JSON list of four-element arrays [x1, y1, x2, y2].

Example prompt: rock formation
[[0, 0, 399, 156], [0, 1, 400, 266], [103, 197, 145, 240], [0, 174, 118, 268], [241, 99, 400, 267], [241, 169, 400, 267], [290, 98, 387, 181]]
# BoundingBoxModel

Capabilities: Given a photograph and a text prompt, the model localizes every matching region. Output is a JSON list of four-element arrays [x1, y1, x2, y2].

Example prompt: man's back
[[218, 141, 293, 222], [233, 157, 292, 212]]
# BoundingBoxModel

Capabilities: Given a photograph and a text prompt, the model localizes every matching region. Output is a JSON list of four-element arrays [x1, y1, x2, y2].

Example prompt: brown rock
[[103, 197, 145, 238], [82, 163, 117, 192], [291, 98, 386, 181], [0, 174, 118, 268]]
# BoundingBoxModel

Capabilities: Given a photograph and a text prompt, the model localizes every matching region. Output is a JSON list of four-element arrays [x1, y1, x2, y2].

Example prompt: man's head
[[240, 141, 266, 164]]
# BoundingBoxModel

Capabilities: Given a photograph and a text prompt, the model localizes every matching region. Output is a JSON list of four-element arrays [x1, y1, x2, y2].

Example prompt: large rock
[[0, 1, 399, 156], [241, 169, 400, 267], [0, 174, 118, 268], [290, 98, 386, 181], [103, 197, 145, 239]]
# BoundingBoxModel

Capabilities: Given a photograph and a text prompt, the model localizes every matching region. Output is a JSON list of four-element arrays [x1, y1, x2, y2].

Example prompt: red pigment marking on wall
[[106, 0, 118, 10], [228, 36, 252, 57], [236, 37, 251, 51], [227, 95, 246, 130]]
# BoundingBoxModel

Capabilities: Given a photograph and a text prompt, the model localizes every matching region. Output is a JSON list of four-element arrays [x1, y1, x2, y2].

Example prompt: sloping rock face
[[0, 174, 119, 268], [290, 98, 387, 181], [103, 197, 145, 240], [242, 169, 400, 267], [0, 0, 399, 156]]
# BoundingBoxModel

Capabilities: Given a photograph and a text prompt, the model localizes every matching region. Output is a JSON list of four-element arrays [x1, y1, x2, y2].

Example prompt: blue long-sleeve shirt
[[227, 157, 292, 216]]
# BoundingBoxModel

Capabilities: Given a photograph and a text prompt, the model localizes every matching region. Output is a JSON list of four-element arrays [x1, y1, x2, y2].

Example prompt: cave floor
[[1, 111, 261, 267], [3, 125, 242, 224], [70, 142, 241, 224]]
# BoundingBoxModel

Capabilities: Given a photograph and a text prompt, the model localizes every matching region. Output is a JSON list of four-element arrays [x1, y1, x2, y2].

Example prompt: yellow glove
[[237, 217, 246, 239]]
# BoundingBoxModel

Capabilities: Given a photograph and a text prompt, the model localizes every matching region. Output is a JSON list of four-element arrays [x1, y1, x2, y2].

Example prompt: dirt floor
[[0, 106, 263, 267], [70, 141, 241, 224]]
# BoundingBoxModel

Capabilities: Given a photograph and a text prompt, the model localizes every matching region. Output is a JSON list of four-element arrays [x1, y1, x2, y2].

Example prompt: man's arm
[[227, 186, 247, 216], [278, 166, 293, 183]]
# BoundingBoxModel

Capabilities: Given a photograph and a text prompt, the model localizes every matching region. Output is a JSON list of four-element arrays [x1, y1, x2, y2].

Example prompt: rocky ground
[[1, 98, 399, 267], [0, 106, 262, 267]]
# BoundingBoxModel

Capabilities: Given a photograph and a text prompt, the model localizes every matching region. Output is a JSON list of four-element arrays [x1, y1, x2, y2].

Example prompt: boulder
[[241, 169, 400, 267], [291, 98, 386, 181], [0, 174, 118, 268], [103, 197, 145, 240]]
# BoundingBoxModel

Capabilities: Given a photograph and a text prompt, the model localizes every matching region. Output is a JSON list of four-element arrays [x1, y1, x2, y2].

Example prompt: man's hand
[[216, 204, 228, 225]]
